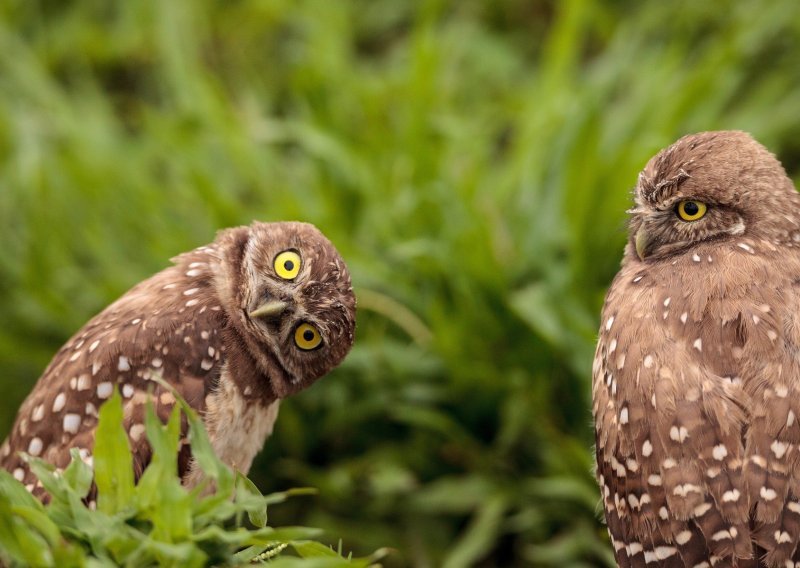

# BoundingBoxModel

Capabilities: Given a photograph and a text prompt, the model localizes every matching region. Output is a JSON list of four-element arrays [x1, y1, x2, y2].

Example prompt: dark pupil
[[303, 329, 315, 342], [283, 260, 295, 272], [683, 202, 699, 216]]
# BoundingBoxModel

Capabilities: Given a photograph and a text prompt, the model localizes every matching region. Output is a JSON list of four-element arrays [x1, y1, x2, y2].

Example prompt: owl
[[0, 221, 356, 499], [593, 131, 800, 567]]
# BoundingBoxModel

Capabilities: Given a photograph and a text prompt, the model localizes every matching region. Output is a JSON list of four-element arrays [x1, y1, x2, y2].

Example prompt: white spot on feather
[[670, 425, 689, 443], [89, 340, 100, 352], [693, 338, 702, 351], [722, 489, 740, 502], [655, 546, 677, 559], [642, 440, 653, 457], [97, 382, 113, 399], [27, 438, 43, 456], [693, 502, 712, 516], [129, 423, 146, 442], [712, 529, 732, 541], [620, 407, 629, 425], [186, 299, 200, 307], [118, 356, 130, 371], [13, 468, 24, 482], [775, 531, 792, 544], [673, 483, 702, 497], [643, 355, 653, 368], [761, 487, 778, 501], [692, 253, 701, 262], [63, 414, 81, 434], [52, 393, 66, 413], [31, 404, 44, 422], [771, 440, 788, 459], [712, 445, 728, 461], [77, 374, 91, 391], [606, 316, 615, 331]]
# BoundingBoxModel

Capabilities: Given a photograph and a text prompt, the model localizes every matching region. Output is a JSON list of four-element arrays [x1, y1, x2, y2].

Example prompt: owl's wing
[[593, 271, 753, 567], [739, 278, 800, 566], [0, 248, 226, 498]]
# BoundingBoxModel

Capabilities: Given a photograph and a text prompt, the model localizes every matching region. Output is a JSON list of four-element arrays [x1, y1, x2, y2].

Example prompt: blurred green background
[[3, 0, 800, 566]]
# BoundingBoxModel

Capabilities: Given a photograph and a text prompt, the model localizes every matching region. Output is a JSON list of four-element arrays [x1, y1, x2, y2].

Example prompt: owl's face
[[218, 221, 356, 399], [627, 131, 799, 261]]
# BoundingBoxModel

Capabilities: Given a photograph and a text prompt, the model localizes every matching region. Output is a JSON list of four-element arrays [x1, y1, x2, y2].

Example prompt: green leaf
[[63, 448, 93, 499], [0, 469, 44, 511], [0, 491, 54, 567], [93, 389, 135, 515], [152, 376, 234, 494], [235, 471, 267, 528]]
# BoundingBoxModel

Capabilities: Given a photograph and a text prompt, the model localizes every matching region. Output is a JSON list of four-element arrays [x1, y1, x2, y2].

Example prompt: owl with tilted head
[[593, 131, 800, 567], [1, 221, 356, 500]]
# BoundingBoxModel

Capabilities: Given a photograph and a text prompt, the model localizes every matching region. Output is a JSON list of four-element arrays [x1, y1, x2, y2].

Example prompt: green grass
[[0, 386, 385, 566], [2, 0, 800, 565]]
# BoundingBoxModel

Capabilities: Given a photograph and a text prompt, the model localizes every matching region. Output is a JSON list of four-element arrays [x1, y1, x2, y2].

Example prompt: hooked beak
[[635, 227, 652, 261], [249, 300, 288, 320]]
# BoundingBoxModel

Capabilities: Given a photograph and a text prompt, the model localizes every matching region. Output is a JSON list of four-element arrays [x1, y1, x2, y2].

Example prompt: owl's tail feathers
[[752, 495, 800, 566], [688, 499, 752, 561]]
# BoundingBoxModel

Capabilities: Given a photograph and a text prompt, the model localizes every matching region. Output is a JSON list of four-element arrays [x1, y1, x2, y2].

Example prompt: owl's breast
[[184, 367, 280, 488], [614, 238, 800, 384]]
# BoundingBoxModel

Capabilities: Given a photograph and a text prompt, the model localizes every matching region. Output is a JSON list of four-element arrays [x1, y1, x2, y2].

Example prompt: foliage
[[2, 0, 800, 565], [0, 387, 385, 567]]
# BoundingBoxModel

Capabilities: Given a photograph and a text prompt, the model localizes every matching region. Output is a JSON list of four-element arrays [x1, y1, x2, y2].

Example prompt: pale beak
[[635, 227, 652, 261], [249, 300, 288, 320]]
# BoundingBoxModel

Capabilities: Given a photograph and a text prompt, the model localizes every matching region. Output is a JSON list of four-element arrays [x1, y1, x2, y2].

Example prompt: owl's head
[[216, 221, 356, 399], [627, 130, 799, 261]]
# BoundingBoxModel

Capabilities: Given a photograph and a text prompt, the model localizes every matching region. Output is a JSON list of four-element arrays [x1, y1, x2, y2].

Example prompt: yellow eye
[[294, 323, 322, 351], [676, 200, 707, 221], [274, 250, 301, 280]]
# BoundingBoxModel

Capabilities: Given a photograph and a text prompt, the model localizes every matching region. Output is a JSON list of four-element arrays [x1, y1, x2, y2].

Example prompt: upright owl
[[593, 131, 800, 567], [0, 221, 356, 497]]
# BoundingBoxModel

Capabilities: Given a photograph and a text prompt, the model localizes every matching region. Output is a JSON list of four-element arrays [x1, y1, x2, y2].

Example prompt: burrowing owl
[[593, 131, 800, 567], [1, 221, 356, 496]]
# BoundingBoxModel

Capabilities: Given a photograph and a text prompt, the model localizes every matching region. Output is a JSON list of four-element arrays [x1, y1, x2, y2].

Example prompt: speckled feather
[[0, 221, 356, 502], [594, 131, 800, 567]]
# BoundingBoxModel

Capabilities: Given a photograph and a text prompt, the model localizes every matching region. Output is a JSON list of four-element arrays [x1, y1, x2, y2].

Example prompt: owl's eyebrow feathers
[[637, 167, 692, 206]]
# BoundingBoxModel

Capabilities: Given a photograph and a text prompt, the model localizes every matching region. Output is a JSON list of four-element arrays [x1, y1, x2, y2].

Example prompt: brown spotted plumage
[[593, 131, 800, 567], [1, 221, 356, 501]]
